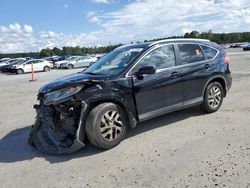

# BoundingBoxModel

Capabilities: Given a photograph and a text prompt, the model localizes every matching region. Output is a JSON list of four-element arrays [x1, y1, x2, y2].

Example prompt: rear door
[[33, 60, 43, 71], [79, 57, 89, 67], [23, 60, 33, 72], [130, 44, 182, 121], [177, 43, 218, 105], [73, 57, 81, 68]]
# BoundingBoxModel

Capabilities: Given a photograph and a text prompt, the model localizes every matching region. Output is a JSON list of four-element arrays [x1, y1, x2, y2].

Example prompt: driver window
[[26, 61, 33, 65], [136, 45, 176, 71]]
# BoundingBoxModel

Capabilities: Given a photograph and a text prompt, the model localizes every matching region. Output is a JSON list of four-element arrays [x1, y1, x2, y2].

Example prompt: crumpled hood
[[39, 72, 109, 94]]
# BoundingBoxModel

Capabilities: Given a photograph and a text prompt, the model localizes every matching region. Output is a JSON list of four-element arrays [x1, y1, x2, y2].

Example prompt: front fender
[[81, 79, 138, 128]]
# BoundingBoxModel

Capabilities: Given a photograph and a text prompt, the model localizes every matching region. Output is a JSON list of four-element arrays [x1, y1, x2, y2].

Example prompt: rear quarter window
[[201, 45, 218, 60]]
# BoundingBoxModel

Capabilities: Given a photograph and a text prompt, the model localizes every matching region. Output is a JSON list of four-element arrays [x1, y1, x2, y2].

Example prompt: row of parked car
[[222, 42, 250, 50], [0, 54, 103, 74], [0, 58, 53, 74]]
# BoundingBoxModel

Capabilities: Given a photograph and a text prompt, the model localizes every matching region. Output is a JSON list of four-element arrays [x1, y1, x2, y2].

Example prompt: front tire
[[86, 103, 128, 149], [201, 82, 224, 113], [16, 68, 24, 74]]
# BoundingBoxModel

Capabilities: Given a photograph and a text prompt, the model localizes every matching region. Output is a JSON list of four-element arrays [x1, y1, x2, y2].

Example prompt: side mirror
[[135, 66, 156, 77]]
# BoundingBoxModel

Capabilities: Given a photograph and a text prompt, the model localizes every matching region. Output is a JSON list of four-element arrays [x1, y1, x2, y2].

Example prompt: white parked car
[[0, 58, 25, 68], [54, 56, 78, 68], [12, 59, 53, 74], [61, 56, 98, 69], [0, 58, 10, 63]]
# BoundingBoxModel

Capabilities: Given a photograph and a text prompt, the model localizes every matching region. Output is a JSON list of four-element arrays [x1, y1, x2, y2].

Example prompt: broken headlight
[[44, 85, 84, 105]]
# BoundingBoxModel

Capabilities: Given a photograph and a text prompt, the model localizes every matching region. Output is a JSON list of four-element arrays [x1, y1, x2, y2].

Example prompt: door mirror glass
[[135, 66, 156, 77]]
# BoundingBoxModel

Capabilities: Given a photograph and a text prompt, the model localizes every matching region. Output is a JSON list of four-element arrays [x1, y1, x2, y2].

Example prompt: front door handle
[[204, 64, 211, 69], [171, 71, 179, 78]]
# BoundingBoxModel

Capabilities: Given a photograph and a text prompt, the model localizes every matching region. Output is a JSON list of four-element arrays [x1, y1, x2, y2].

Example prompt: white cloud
[[86, 11, 102, 24], [23, 25, 33, 33], [0, 26, 8, 33], [64, 4, 69, 8], [1, 0, 250, 53], [9, 23, 22, 33], [94, 0, 250, 41]]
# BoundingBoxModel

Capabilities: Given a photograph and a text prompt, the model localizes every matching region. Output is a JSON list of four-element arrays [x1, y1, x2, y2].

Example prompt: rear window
[[178, 44, 204, 64], [201, 45, 218, 59]]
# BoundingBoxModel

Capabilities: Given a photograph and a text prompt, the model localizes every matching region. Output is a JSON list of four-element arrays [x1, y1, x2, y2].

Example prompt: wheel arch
[[44, 65, 50, 71], [68, 64, 74, 69], [16, 68, 24, 74], [203, 76, 227, 97], [85, 99, 138, 129]]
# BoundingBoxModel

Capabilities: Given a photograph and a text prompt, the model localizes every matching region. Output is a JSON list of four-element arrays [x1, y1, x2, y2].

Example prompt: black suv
[[29, 39, 232, 154]]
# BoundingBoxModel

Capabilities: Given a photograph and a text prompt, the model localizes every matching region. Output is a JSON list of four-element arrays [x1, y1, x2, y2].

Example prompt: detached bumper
[[28, 102, 86, 155]]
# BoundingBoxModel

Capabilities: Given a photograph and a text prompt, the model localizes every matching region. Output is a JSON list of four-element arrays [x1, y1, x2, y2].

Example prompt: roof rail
[[149, 38, 210, 46]]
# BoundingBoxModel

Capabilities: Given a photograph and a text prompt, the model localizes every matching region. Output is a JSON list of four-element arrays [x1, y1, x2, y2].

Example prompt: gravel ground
[[0, 48, 249, 188]]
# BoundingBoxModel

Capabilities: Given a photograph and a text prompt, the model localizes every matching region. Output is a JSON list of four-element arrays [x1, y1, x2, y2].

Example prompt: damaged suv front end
[[28, 78, 91, 154]]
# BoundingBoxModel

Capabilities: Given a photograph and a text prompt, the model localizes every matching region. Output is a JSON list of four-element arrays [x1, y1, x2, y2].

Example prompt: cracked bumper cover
[[28, 102, 87, 155]]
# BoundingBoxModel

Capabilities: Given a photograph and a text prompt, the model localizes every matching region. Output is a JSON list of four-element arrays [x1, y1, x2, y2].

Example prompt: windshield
[[83, 47, 143, 76], [14, 60, 26, 65]]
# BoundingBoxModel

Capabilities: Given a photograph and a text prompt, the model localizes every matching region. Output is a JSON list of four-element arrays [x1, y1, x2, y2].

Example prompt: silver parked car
[[54, 56, 80, 68], [61, 56, 98, 69]]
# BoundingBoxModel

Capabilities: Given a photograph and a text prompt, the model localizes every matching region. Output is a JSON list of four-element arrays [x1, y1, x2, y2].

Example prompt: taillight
[[224, 53, 230, 65]]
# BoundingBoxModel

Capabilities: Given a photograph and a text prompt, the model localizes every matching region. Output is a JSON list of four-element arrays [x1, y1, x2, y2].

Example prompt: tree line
[[1, 31, 250, 59], [145, 30, 250, 44], [39, 44, 122, 57]]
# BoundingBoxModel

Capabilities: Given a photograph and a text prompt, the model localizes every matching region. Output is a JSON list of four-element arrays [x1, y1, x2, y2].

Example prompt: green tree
[[52, 47, 61, 56], [40, 48, 52, 57]]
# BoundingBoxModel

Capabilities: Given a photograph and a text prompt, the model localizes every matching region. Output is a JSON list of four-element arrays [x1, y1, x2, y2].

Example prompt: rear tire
[[200, 82, 224, 113], [86, 103, 128, 149], [68, 64, 74, 69], [16, 68, 24, 74], [44, 66, 50, 72]]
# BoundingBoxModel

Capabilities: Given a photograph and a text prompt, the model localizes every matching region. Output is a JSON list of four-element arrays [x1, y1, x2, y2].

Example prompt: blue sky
[[0, 0, 125, 34], [0, 0, 250, 53]]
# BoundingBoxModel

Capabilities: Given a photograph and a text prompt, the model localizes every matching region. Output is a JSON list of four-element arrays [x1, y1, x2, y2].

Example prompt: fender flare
[[79, 98, 138, 132], [202, 75, 227, 97]]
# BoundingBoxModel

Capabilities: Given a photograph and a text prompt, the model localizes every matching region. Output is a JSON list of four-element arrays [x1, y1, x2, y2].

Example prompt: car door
[[33, 60, 43, 71], [129, 44, 182, 121], [77, 57, 87, 67], [79, 57, 89, 67], [177, 43, 218, 105], [23, 61, 33, 72]]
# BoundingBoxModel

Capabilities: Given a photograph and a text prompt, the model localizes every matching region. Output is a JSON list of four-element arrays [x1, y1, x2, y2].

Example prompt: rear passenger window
[[201, 45, 218, 59], [178, 44, 204, 64]]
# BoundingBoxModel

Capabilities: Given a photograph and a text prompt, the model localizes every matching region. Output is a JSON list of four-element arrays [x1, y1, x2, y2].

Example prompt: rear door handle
[[171, 71, 179, 78], [204, 64, 211, 69]]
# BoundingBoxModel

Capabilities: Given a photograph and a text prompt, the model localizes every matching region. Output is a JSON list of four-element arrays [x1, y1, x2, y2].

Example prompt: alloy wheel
[[208, 85, 222, 109], [100, 110, 124, 141]]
